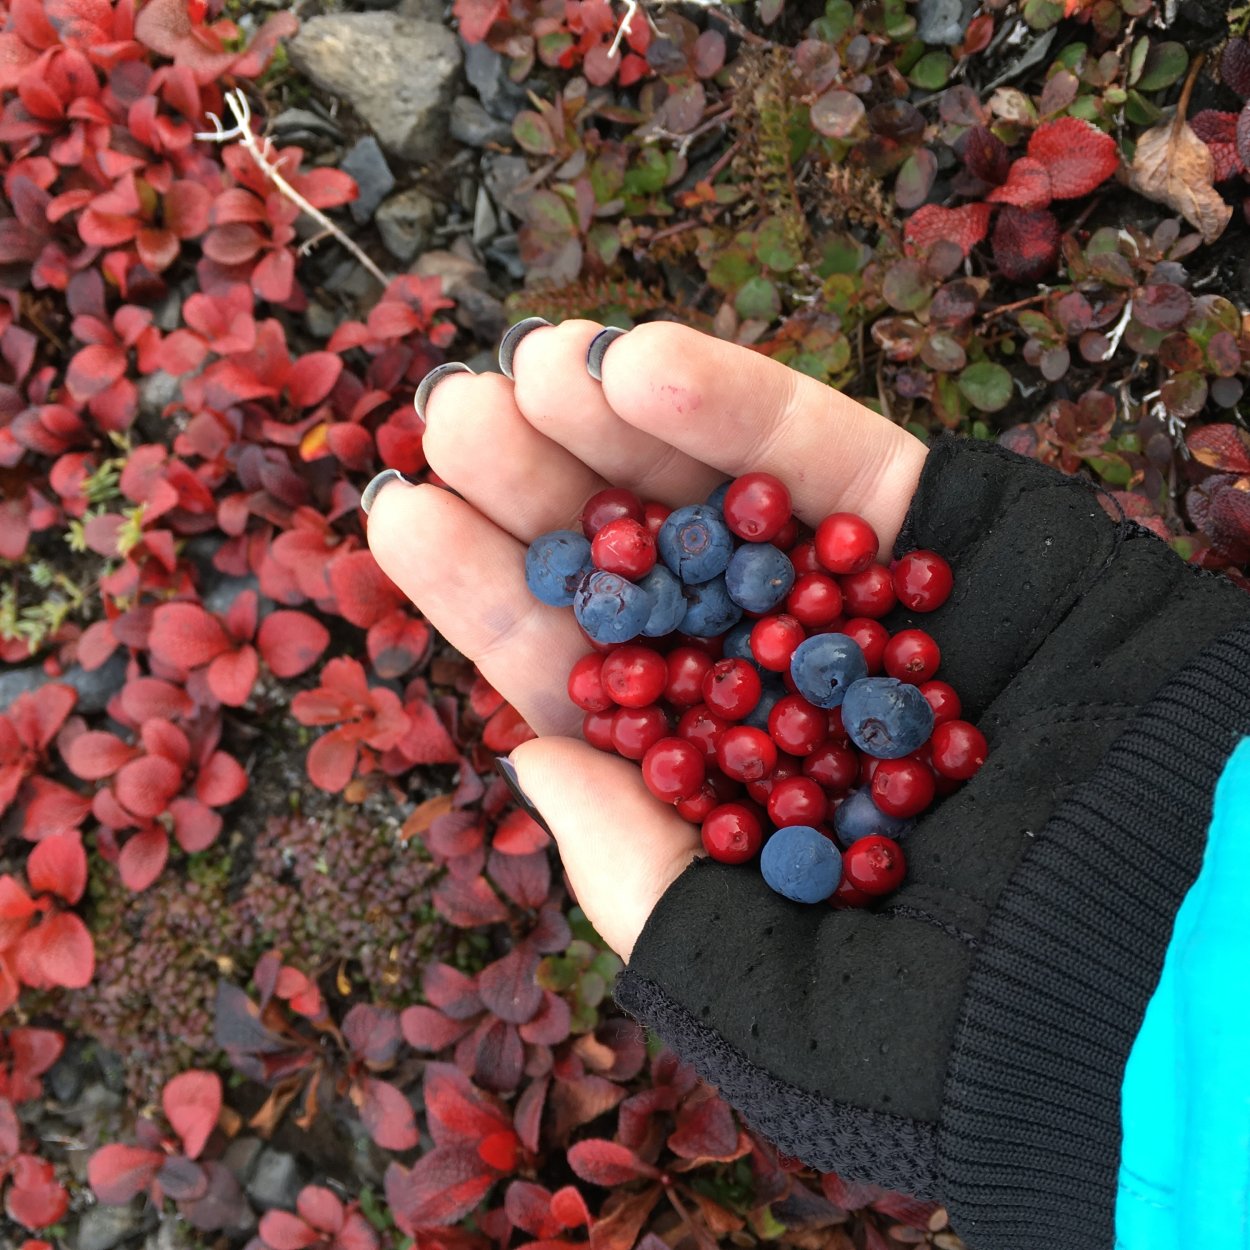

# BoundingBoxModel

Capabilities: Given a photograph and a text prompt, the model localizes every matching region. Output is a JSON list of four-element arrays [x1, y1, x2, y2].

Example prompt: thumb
[[509, 736, 704, 964]]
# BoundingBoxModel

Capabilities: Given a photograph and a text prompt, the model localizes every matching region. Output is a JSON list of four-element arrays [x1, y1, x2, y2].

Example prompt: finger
[[509, 735, 703, 963], [507, 319, 729, 508], [367, 481, 586, 737], [598, 323, 930, 555], [420, 368, 611, 542]]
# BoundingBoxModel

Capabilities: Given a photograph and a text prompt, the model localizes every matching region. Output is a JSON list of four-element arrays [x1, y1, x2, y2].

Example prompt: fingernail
[[586, 327, 627, 382], [360, 468, 418, 516], [415, 361, 474, 424], [498, 317, 551, 380], [494, 755, 553, 835]]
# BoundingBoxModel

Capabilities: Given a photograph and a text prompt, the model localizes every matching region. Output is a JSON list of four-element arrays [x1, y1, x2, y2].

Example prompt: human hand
[[365, 319, 928, 963]]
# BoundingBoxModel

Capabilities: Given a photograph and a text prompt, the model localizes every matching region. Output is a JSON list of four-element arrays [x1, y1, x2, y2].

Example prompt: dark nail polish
[[494, 755, 553, 835], [586, 327, 627, 381], [415, 361, 474, 423], [360, 468, 419, 516], [498, 317, 551, 380]]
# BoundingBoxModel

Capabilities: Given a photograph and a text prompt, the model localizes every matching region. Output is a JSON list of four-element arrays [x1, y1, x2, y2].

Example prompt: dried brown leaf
[[1126, 115, 1232, 244]]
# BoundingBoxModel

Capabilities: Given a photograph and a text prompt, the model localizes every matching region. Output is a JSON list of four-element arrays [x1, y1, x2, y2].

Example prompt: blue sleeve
[[1115, 735, 1250, 1248]]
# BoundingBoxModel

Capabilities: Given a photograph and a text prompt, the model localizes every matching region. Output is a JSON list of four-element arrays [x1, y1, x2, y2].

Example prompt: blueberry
[[722, 619, 760, 665], [705, 480, 732, 511], [789, 633, 868, 709], [637, 564, 687, 637], [525, 530, 593, 607], [761, 825, 842, 904], [574, 571, 653, 644], [680, 574, 744, 637], [743, 674, 787, 730], [841, 677, 935, 759], [725, 543, 795, 613], [658, 504, 735, 584], [832, 786, 914, 849]]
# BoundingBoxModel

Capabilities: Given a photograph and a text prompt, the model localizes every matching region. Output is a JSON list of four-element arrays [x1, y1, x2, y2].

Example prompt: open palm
[[366, 320, 928, 962]]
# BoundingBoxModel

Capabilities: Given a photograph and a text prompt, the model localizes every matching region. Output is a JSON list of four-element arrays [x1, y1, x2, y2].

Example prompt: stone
[[201, 572, 261, 618], [463, 38, 527, 121], [453, 283, 507, 342], [450, 95, 513, 148], [341, 136, 395, 224], [472, 184, 499, 247], [376, 188, 439, 261], [289, 14, 461, 164], [482, 152, 531, 217], [0, 652, 127, 716], [915, 0, 975, 45], [76, 1204, 148, 1250], [222, 1135, 263, 1185], [245, 1147, 302, 1211], [139, 369, 181, 420], [272, 107, 343, 144]]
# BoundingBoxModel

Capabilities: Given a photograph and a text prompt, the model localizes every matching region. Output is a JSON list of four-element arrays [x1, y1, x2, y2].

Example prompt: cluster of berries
[[523, 473, 987, 908]]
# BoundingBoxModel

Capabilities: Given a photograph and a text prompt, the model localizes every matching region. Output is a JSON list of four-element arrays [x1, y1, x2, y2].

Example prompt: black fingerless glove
[[610, 434, 1250, 1250]]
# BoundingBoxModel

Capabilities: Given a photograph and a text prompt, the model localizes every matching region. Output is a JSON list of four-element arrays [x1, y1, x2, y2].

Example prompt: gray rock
[[222, 1135, 263, 1185], [77, 1204, 148, 1250], [376, 188, 439, 261], [201, 572, 261, 618], [397, 0, 443, 16], [485, 232, 524, 282], [245, 1148, 302, 1211], [289, 14, 461, 163], [472, 184, 498, 248], [450, 95, 513, 148], [139, 369, 182, 420], [453, 282, 507, 343], [0, 652, 127, 716], [272, 107, 343, 143], [915, 0, 975, 45], [463, 39, 526, 120], [304, 301, 340, 341], [324, 255, 387, 302], [341, 136, 395, 224], [482, 153, 531, 217], [47, 1039, 89, 1103]]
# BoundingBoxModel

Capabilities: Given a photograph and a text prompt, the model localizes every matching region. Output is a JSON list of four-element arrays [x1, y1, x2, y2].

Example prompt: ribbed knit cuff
[[938, 622, 1250, 1250]]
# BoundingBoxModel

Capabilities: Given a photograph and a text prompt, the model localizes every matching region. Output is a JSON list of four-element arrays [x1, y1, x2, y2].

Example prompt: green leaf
[[512, 110, 554, 155], [1127, 36, 1149, 85], [735, 276, 781, 321], [1124, 89, 1161, 126], [755, 217, 799, 272], [1022, 0, 1064, 29], [810, 0, 853, 41], [1135, 41, 1188, 92], [957, 361, 1014, 412], [908, 50, 951, 90]]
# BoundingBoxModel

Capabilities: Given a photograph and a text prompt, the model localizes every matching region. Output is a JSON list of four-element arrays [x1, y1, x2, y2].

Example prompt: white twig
[[195, 90, 392, 290], [607, 0, 724, 57], [607, 0, 640, 57], [1101, 299, 1132, 361]]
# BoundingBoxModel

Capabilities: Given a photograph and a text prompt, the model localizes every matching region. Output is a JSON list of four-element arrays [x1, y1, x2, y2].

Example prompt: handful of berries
[[523, 473, 987, 909]]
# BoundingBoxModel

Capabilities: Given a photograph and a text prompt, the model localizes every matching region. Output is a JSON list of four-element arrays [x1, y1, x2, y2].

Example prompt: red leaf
[[903, 203, 991, 259], [400, 1005, 474, 1052], [8, 1028, 66, 1095], [307, 731, 358, 793], [1027, 117, 1118, 200], [5, 1156, 69, 1229], [88, 1143, 165, 1204], [985, 156, 1051, 209], [295, 168, 358, 211], [668, 1088, 739, 1159], [26, 831, 87, 904], [120, 677, 194, 723], [254, 248, 295, 303], [287, 352, 343, 408], [163, 1070, 222, 1160], [452, 0, 507, 43], [170, 797, 223, 853], [367, 611, 431, 679], [196, 750, 247, 807], [66, 344, 126, 400], [358, 1077, 418, 1151], [567, 1139, 660, 1186], [207, 644, 260, 706], [1188, 424, 1250, 473], [166, 181, 212, 239], [481, 703, 536, 755], [296, 1184, 345, 1234], [962, 125, 1010, 184], [63, 730, 137, 780], [384, 1149, 495, 1232], [258, 1210, 321, 1250], [493, 808, 551, 855], [149, 602, 232, 670], [118, 828, 168, 891], [343, 1004, 401, 1064], [20, 912, 95, 988], [421, 963, 483, 1019], [0, 36, 40, 93], [1191, 110, 1245, 181], [991, 206, 1061, 282], [327, 551, 407, 628], [257, 611, 330, 677], [116, 754, 182, 818], [423, 1062, 512, 1145], [477, 944, 543, 1023]]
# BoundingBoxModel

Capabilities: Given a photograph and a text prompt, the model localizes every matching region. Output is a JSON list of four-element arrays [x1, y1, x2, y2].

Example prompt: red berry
[[723, 472, 792, 542], [591, 517, 656, 579], [582, 487, 644, 538], [568, 652, 613, 712], [677, 632, 725, 659], [676, 779, 719, 823], [785, 572, 843, 628], [870, 757, 936, 818], [918, 680, 961, 726], [814, 512, 879, 575], [611, 704, 671, 760], [583, 709, 615, 751], [676, 704, 729, 763], [665, 647, 715, 707], [601, 644, 668, 707], [840, 564, 897, 618], [702, 657, 763, 720], [643, 500, 673, 541], [842, 618, 889, 674], [767, 776, 828, 828], [930, 719, 988, 780], [826, 705, 848, 742], [802, 739, 859, 794], [702, 803, 764, 864], [789, 541, 822, 575], [772, 515, 800, 551], [768, 694, 828, 756], [710, 769, 745, 802], [842, 835, 907, 895], [860, 752, 884, 787], [749, 614, 807, 672], [642, 737, 706, 803], [883, 629, 941, 684], [716, 725, 778, 783], [893, 549, 954, 612], [579, 626, 617, 655], [745, 753, 800, 805], [829, 874, 875, 908]]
